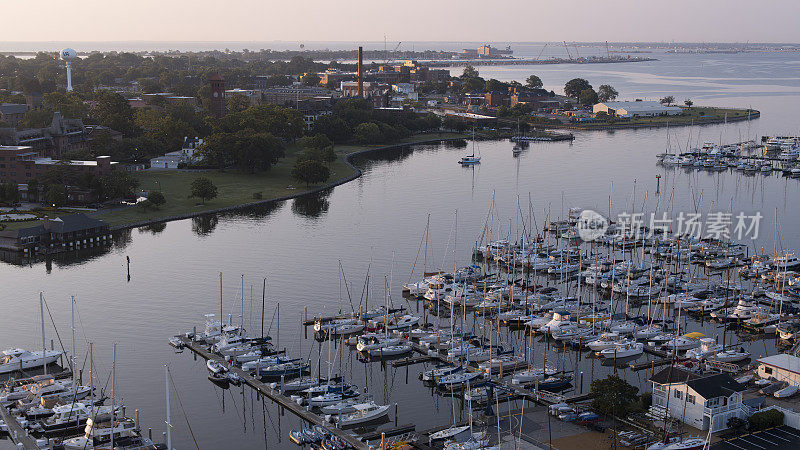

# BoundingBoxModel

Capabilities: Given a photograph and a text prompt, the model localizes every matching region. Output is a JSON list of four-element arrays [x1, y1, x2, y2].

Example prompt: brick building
[[0, 112, 92, 158], [0, 145, 116, 185]]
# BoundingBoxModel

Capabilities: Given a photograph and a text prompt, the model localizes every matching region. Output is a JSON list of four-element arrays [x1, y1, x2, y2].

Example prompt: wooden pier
[[0, 402, 39, 450], [629, 358, 673, 372], [178, 336, 369, 450], [409, 343, 591, 406]]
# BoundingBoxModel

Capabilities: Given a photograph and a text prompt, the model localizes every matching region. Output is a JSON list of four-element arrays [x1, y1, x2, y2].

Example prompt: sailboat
[[459, 130, 481, 165]]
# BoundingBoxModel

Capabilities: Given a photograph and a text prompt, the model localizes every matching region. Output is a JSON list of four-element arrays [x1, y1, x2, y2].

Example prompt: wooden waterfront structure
[[178, 336, 370, 450]]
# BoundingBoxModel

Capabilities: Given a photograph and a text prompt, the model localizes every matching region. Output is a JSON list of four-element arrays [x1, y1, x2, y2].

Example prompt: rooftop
[[757, 354, 800, 374]]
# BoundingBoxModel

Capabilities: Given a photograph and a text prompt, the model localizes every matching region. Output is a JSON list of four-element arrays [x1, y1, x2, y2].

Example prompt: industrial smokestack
[[357, 46, 363, 98]]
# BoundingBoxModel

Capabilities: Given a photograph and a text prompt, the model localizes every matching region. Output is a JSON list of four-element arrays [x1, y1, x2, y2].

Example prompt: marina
[[3, 43, 800, 449]]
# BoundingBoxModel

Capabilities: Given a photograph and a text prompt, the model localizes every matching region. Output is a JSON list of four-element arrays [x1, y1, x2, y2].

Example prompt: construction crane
[[536, 43, 548, 61], [562, 41, 572, 60], [573, 43, 581, 59]]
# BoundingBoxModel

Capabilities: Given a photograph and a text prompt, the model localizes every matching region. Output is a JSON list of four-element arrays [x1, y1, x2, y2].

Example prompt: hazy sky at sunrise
[[3, 0, 799, 44]]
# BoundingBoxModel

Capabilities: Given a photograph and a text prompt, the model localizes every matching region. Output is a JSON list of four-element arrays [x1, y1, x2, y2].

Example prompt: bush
[[748, 409, 784, 431]]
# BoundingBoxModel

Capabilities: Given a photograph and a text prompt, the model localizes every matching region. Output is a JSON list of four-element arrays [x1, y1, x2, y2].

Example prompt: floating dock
[[0, 402, 39, 450], [178, 336, 369, 450]]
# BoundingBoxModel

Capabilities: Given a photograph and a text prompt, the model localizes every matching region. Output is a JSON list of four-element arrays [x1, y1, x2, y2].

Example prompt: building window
[[764, 367, 772, 375], [675, 390, 682, 399], [688, 394, 695, 404]]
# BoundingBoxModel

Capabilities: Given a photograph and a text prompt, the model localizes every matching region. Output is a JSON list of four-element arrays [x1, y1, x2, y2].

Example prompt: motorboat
[[355, 334, 403, 352], [538, 311, 573, 334], [437, 371, 483, 389], [325, 401, 389, 426], [429, 425, 470, 443], [206, 359, 227, 375], [535, 375, 573, 391], [685, 338, 722, 361], [512, 367, 557, 385], [62, 414, 153, 450], [320, 397, 365, 415], [708, 348, 751, 363], [587, 332, 623, 351], [38, 403, 118, 435], [634, 324, 663, 340], [421, 365, 463, 382], [647, 437, 706, 450], [309, 390, 360, 407], [478, 355, 525, 373], [662, 335, 701, 351], [458, 155, 481, 165], [599, 341, 644, 358], [368, 344, 412, 357], [0, 348, 64, 374], [258, 360, 309, 378]]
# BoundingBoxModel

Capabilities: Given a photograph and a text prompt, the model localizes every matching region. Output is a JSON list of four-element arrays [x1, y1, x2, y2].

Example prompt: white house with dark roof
[[757, 354, 800, 387], [649, 366, 748, 432]]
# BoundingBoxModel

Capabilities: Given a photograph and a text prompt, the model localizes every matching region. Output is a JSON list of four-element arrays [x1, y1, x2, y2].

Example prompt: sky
[[2, 0, 799, 45]]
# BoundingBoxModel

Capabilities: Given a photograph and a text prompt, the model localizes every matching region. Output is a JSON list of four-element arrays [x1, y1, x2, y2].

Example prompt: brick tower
[[209, 73, 226, 118]]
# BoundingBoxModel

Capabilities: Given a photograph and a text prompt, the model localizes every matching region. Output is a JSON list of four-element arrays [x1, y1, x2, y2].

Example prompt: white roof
[[598, 101, 681, 114], [758, 354, 800, 374]]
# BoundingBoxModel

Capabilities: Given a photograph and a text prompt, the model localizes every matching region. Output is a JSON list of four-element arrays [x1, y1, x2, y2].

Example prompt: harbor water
[[1, 50, 800, 448]]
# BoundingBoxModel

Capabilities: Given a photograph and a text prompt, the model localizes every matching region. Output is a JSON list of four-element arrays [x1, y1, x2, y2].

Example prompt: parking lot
[[713, 426, 800, 450]]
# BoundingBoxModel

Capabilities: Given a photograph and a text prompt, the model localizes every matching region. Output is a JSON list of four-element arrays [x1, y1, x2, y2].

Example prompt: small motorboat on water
[[599, 341, 644, 359], [206, 359, 227, 374], [325, 401, 389, 426]]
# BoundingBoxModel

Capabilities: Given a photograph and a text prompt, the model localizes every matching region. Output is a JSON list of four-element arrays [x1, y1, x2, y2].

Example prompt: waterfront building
[[593, 101, 682, 118], [0, 145, 115, 185], [650, 366, 748, 432], [0, 213, 111, 253], [757, 354, 800, 387]]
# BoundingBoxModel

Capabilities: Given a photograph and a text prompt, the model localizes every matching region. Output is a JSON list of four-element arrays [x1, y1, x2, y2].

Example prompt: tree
[[461, 65, 479, 79], [189, 177, 218, 204], [353, 122, 383, 145], [301, 72, 321, 86], [147, 191, 166, 208], [297, 134, 336, 162], [597, 84, 619, 102], [590, 374, 639, 417], [684, 99, 693, 107], [312, 115, 352, 143], [226, 94, 251, 114], [525, 75, 543, 89], [291, 160, 330, 187], [660, 95, 675, 106], [44, 184, 67, 207], [485, 79, 508, 92], [564, 78, 592, 99], [748, 409, 783, 431], [579, 88, 599, 106]]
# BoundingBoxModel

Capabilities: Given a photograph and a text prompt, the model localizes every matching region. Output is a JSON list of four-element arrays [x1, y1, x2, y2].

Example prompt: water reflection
[[139, 222, 167, 235], [291, 190, 332, 219], [192, 215, 219, 236]]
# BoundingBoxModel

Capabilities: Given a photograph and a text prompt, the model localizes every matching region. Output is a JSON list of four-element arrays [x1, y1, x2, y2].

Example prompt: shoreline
[[106, 137, 468, 232], [542, 109, 760, 131]]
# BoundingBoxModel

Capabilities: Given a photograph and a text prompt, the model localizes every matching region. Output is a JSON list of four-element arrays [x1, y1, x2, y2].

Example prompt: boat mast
[[40, 292, 46, 375], [165, 364, 172, 450], [220, 272, 223, 335], [111, 342, 117, 449], [71, 295, 76, 386]]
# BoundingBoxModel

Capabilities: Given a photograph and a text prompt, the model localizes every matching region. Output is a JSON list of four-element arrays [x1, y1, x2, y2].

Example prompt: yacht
[[599, 340, 644, 359], [538, 311, 573, 334], [0, 348, 64, 374], [39, 403, 118, 435], [587, 332, 623, 351], [325, 401, 389, 426], [708, 348, 751, 363], [62, 415, 155, 450], [684, 338, 722, 361]]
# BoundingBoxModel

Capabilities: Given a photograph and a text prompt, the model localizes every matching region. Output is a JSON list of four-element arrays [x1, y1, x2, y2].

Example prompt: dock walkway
[[0, 402, 39, 450], [178, 336, 369, 450]]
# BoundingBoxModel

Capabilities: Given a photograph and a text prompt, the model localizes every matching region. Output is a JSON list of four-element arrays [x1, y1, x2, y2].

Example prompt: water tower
[[60, 48, 77, 92]]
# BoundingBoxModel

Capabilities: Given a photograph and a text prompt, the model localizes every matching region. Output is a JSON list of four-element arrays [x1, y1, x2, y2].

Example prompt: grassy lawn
[[94, 132, 464, 227], [568, 106, 757, 129]]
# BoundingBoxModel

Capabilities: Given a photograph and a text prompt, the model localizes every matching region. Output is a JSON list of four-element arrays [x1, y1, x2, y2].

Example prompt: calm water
[[2, 52, 800, 448]]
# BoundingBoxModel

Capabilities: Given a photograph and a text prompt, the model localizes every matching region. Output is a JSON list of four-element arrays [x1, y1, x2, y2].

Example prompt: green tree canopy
[[660, 95, 675, 106], [590, 374, 639, 417], [461, 65, 479, 79], [189, 177, 218, 204], [291, 159, 330, 187], [525, 75, 543, 89], [579, 88, 599, 106], [353, 122, 383, 145], [564, 78, 592, 99], [597, 84, 618, 102]]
